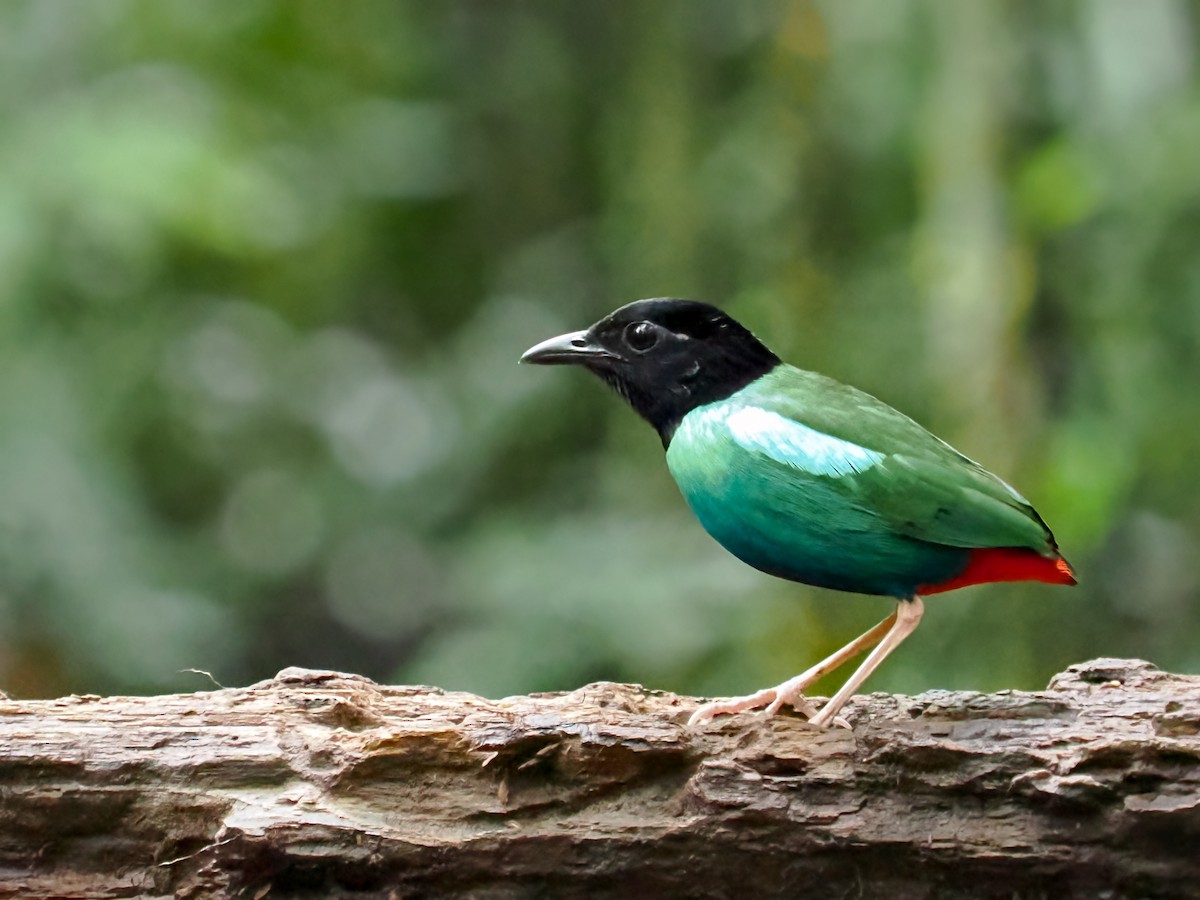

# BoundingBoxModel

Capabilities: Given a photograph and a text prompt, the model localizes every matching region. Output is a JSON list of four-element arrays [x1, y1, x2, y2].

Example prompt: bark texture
[[1, 658, 1198, 899]]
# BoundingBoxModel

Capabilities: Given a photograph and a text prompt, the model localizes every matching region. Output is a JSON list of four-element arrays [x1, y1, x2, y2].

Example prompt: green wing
[[735, 365, 1059, 554]]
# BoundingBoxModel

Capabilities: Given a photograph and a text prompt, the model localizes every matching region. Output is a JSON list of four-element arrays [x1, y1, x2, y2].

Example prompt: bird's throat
[[600, 360, 782, 448]]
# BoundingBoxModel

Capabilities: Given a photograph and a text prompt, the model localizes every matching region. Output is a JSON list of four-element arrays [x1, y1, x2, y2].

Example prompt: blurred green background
[[1, 0, 1198, 702]]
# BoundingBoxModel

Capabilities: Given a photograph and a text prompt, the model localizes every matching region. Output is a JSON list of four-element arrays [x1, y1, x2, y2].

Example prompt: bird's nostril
[[570, 338, 587, 347]]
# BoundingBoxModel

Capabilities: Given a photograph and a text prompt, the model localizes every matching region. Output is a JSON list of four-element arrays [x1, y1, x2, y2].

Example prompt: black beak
[[520, 330, 617, 365]]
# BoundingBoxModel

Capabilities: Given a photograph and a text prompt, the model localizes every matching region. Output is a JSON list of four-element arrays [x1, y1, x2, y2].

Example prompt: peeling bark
[[0, 658, 1198, 899]]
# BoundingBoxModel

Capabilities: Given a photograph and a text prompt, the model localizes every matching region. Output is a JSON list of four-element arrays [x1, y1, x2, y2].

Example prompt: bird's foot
[[760, 673, 852, 728], [807, 703, 849, 729], [765, 681, 851, 728], [763, 675, 814, 717], [687, 687, 781, 727], [688, 683, 836, 727]]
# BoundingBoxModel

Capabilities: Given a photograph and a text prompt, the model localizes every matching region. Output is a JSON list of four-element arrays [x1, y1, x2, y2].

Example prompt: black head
[[521, 298, 780, 445]]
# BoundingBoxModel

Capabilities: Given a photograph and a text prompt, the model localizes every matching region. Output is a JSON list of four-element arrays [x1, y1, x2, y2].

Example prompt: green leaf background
[[1, 0, 1197, 700]]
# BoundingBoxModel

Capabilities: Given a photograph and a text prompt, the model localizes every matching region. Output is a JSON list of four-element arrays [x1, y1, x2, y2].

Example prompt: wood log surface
[[1, 657, 1198, 899]]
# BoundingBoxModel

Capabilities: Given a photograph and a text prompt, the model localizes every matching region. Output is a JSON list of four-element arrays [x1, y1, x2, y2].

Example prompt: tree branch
[[1, 658, 1197, 898]]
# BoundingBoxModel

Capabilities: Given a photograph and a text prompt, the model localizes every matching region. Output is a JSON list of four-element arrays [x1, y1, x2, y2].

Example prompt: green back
[[663, 365, 1059, 597], [736, 365, 1056, 552]]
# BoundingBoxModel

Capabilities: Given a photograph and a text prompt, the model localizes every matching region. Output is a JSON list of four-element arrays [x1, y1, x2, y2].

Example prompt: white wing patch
[[726, 406, 885, 478]]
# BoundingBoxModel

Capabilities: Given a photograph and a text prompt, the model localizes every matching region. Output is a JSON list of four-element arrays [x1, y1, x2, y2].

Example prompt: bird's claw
[[817, 711, 853, 729]]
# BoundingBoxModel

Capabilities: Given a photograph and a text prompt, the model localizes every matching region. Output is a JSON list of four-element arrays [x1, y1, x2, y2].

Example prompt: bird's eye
[[624, 321, 660, 352]]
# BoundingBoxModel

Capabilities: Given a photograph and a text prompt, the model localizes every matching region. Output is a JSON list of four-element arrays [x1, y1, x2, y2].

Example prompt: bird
[[520, 299, 1075, 728]]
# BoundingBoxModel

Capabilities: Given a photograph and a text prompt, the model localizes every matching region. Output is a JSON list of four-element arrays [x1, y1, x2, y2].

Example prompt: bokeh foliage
[[1, 0, 1198, 700]]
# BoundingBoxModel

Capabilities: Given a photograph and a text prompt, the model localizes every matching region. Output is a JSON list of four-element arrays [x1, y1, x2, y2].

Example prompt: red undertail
[[919, 547, 1077, 596]]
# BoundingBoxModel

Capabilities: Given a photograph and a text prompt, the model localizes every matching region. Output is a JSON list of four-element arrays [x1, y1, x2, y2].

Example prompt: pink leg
[[807, 597, 924, 728], [687, 608, 899, 728]]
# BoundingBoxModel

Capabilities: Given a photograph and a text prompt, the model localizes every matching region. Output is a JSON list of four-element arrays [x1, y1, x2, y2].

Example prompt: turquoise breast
[[666, 399, 967, 598]]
